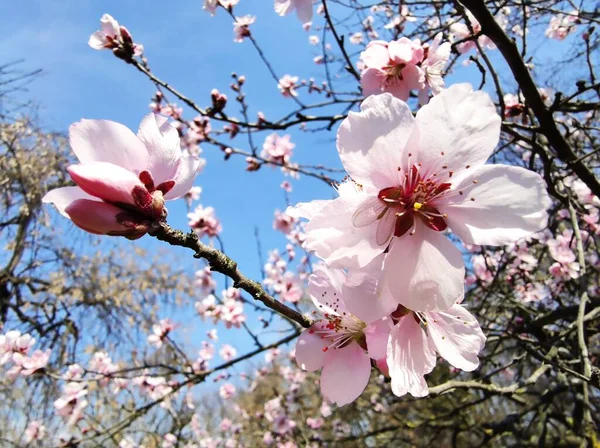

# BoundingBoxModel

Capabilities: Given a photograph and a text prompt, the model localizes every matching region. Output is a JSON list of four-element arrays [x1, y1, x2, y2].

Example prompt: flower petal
[[343, 253, 397, 324], [414, 83, 500, 183], [442, 164, 551, 245], [68, 162, 143, 205], [65, 199, 130, 235], [69, 118, 148, 172], [427, 305, 486, 371], [302, 182, 384, 269], [295, 324, 328, 372], [42, 186, 98, 218], [295, 0, 313, 24], [137, 114, 182, 184], [286, 200, 329, 221], [308, 264, 347, 314], [320, 343, 371, 406], [337, 93, 416, 193], [387, 316, 436, 397], [164, 155, 201, 200], [365, 318, 391, 360], [384, 228, 465, 312]]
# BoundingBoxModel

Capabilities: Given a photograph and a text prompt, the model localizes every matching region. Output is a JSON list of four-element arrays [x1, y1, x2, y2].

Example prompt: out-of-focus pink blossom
[[418, 33, 451, 104], [273, 210, 297, 234], [278, 75, 300, 98], [306, 417, 324, 429], [450, 11, 496, 53], [262, 133, 295, 166], [184, 186, 202, 208], [54, 382, 88, 426], [220, 383, 236, 399], [24, 421, 46, 444], [195, 266, 217, 294], [188, 205, 222, 238], [545, 12, 578, 40], [274, 0, 313, 25], [219, 344, 237, 361], [147, 319, 176, 348], [43, 114, 201, 239], [233, 15, 256, 43]]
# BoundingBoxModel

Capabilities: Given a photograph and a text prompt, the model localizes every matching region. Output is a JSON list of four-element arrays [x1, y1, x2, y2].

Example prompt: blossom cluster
[[0, 330, 50, 378]]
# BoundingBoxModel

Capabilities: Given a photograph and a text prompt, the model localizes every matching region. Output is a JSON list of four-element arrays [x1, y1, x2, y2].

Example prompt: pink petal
[[274, 0, 294, 16], [308, 264, 347, 314], [360, 41, 389, 69], [343, 253, 397, 324], [137, 114, 182, 185], [387, 316, 436, 397], [69, 118, 148, 172], [388, 40, 414, 64], [360, 68, 385, 96], [164, 155, 201, 200], [320, 343, 371, 406], [442, 165, 551, 245], [365, 318, 391, 360], [88, 31, 108, 50], [42, 186, 98, 218], [427, 305, 486, 371], [384, 228, 465, 312], [414, 83, 501, 184], [65, 199, 130, 235], [295, 0, 313, 24], [295, 324, 328, 372], [68, 162, 143, 205], [337, 93, 417, 193]]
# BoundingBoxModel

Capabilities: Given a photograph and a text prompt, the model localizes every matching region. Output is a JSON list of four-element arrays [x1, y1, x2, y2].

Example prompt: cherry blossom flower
[[278, 75, 300, 98], [184, 186, 202, 208], [273, 210, 297, 234], [545, 12, 578, 40], [387, 303, 486, 397], [43, 114, 200, 239], [233, 15, 256, 43], [148, 319, 176, 348], [289, 85, 550, 312], [220, 383, 236, 399], [450, 11, 496, 53], [262, 133, 295, 165], [88, 14, 144, 58], [418, 33, 451, 104], [207, 329, 219, 340], [204, 0, 239, 15], [24, 421, 46, 444], [54, 382, 88, 426], [274, 0, 313, 26], [359, 38, 425, 100], [219, 344, 237, 361], [188, 205, 222, 238], [195, 266, 217, 294], [14, 349, 51, 376], [295, 264, 392, 405], [349, 32, 364, 45]]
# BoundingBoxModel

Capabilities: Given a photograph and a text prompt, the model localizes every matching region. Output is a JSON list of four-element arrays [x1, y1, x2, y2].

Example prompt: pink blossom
[[387, 303, 486, 397], [295, 264, 392, 405], [220, 383, 236, 399], [545, 12, 578, 40], [195, 266, 217, 294], [274, 0, 313, 25], [88, 14, 144, 58], [43, 114, 200, 239], [204, 0, 240, 15], [184, 186, 202, 208], [450, 11, 496, 53], [262, 133, 295, 165], [219, 344, 237, 361], [188, 205, 222, 238], [16, 349, 51, 376], [24, 421, 46, 444], [207, 329, 219, 340], [148, 319, 176, 348], [349, 32, 364, 45], [163, 433, 178, 448], [233, 15, 256, 43], [359, 38, 425, 100], [281, 181, 293, 192], [306, 417, 324, 429], [418, 33, 451, 104], [289, 85, 550, 312], [64, 364, 84, 380], [54, 382, 88, 426], [221, 298, 246, 329], [547, 229, 577, 264], [278, 75, 300, 98], [273, 210, 297, 234]]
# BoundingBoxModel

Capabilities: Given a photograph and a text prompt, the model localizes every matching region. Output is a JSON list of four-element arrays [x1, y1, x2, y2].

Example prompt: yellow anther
[[413, 202, 423, 210]]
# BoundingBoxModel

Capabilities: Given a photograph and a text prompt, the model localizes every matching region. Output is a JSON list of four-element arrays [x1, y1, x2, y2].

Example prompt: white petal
[[137, 114, 182, 184], [442, 164, 551, 245], [415, 83, 501, 184], [343, 253, 397, 324], [365, 318, 391, 360], [69, 118, 149, 173], [320, 344, 371, 406], [337, 93, 416, 193], [164, 155, 201, 200], [387, 316, 436, 397], [384, 229, 465, 312], [427, 305, 486, 371], [295, 325, 328, 372], [308, 264, 347, 315], [42, 187, 99, 218]]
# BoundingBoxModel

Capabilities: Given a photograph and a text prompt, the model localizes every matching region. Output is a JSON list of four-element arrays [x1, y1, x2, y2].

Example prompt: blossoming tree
[[1, 0, 599, 446]]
